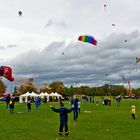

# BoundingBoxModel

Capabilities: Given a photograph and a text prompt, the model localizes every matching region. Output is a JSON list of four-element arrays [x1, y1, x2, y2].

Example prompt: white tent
[[54, 92, 62, 98], [19, 92, 31, 103], [30, 92, 38, 97], [49, 92, 55, 96], [39, 92, 50, 100], [49, 92, 62, 101], [39, 92, 45, 98]]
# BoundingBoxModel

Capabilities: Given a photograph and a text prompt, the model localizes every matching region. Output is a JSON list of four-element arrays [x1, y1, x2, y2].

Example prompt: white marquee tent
[[49, 92, 62, 100], [19, 92, 31, 103], [30, 92, 38, 97], [19, 92, 38, 103], [39, 92, 50, 100]]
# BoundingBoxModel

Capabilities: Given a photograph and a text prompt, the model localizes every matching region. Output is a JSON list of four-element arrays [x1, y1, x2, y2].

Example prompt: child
[[27, 100, 31, 112], [50, 100, 73, 136], [131, 105, 136, 119]]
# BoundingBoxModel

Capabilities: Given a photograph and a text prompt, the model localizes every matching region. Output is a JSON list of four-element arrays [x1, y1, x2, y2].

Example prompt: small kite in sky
[[104, 4, 107, 11], [18, 11, 23, 17], [112, 24, 115, 26], [0, 66, 14, 81], [78, 35, 97, 46], [135, 57, 140, 71], [125, 40, 127, 42], [119, 74, 126, 81], [136, 57, 140, 63]]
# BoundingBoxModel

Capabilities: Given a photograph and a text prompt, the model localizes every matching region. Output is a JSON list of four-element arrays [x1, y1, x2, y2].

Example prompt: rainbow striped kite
[[78, 35, 97, 46]]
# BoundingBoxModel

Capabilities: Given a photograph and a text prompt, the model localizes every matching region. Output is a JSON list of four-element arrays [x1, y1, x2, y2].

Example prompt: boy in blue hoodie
[[50, 100, 73, 136]]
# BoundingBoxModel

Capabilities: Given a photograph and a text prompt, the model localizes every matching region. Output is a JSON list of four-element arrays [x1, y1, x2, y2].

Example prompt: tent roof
[[30, 92, 38, 97], [20, 92, 31, 97], [39, 92, 49, 96], [49, 92, 62, 97]]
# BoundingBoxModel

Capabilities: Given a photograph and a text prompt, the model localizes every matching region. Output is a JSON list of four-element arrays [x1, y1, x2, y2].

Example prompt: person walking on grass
[[50, 99, 73, 136], [131, 105, 136, 119]]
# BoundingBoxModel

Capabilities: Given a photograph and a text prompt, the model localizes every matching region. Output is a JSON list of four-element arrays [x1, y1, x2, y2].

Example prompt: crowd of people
[[4, 94, 137, 137]]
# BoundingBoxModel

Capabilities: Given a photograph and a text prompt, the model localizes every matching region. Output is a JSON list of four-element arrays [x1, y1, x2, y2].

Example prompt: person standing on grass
[[72, 98, 79, 121], [78, 100, 81, 113], [35, 97, 40, 110], [6, 94, 11, 109], [9, 97, 15, 114], [50, 99, 73, 136], [131, 105, 136, 119], [27, 100, 31, 112]]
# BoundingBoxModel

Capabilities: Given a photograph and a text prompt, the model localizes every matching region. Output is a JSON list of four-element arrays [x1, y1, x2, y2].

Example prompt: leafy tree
[[49, 81, 65, 95], [0, 79, 6, 95]]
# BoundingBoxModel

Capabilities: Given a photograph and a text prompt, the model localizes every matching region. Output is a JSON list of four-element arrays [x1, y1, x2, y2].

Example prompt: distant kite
[[0, 66, 14, 81], [78, 35, 97, 46], [136, 57, 140, 63], [112, 24, 115, 26], [119, 74, 126, 81], [104, 4, 107, 11], [18, 11, 22, 17], [125, 40, 127, 42]]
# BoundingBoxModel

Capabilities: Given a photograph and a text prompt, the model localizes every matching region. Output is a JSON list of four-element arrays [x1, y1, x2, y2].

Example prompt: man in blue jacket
[[50, 99, 73, 136]]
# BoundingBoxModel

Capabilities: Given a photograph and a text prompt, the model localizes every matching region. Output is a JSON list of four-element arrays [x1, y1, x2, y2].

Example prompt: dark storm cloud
[[9, 31, 140, 87]]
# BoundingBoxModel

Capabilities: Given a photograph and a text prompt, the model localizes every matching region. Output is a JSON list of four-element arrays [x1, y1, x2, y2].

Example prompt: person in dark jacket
[[27, 100, 31, 112], [72, 98, 79, 121], [6, 95, 11, 109], [50, 100, 73, 136]]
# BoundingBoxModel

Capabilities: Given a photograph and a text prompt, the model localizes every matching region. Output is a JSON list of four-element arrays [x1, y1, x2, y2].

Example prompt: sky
[[0, 0, 140, 92]]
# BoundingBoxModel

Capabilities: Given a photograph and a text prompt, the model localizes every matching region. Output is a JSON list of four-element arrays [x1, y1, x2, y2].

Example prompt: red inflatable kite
[[0, 66, 14, 81]]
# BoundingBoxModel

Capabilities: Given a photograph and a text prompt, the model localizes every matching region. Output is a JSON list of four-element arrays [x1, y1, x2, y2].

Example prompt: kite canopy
[[0, 66, 14, 81], [78, 35, 97, 46]]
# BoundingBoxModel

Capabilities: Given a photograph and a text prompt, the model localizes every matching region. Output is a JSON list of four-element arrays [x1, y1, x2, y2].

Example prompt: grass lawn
[[0, 98, 140, 140]]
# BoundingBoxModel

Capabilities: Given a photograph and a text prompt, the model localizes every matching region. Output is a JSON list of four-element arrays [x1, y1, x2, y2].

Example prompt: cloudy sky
[[0, 0, 140, 92]]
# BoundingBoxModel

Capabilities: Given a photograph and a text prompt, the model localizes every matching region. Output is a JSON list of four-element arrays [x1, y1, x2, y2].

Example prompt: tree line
[[0, 80, 140, 97]]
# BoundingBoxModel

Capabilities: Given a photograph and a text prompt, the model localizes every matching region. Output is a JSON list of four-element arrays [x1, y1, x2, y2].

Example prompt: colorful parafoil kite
[[78, 35, 97, 46], [0, 66, 14, 81], [136, 57, 140, 63]]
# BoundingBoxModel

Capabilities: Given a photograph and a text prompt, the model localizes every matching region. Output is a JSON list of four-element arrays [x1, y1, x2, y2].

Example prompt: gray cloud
[[6, 30, 140, 88], [0, 44, 17, 50]]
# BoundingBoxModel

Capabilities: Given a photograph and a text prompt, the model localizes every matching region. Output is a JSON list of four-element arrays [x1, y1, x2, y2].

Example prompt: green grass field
[[0, 98, 140, 140]]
